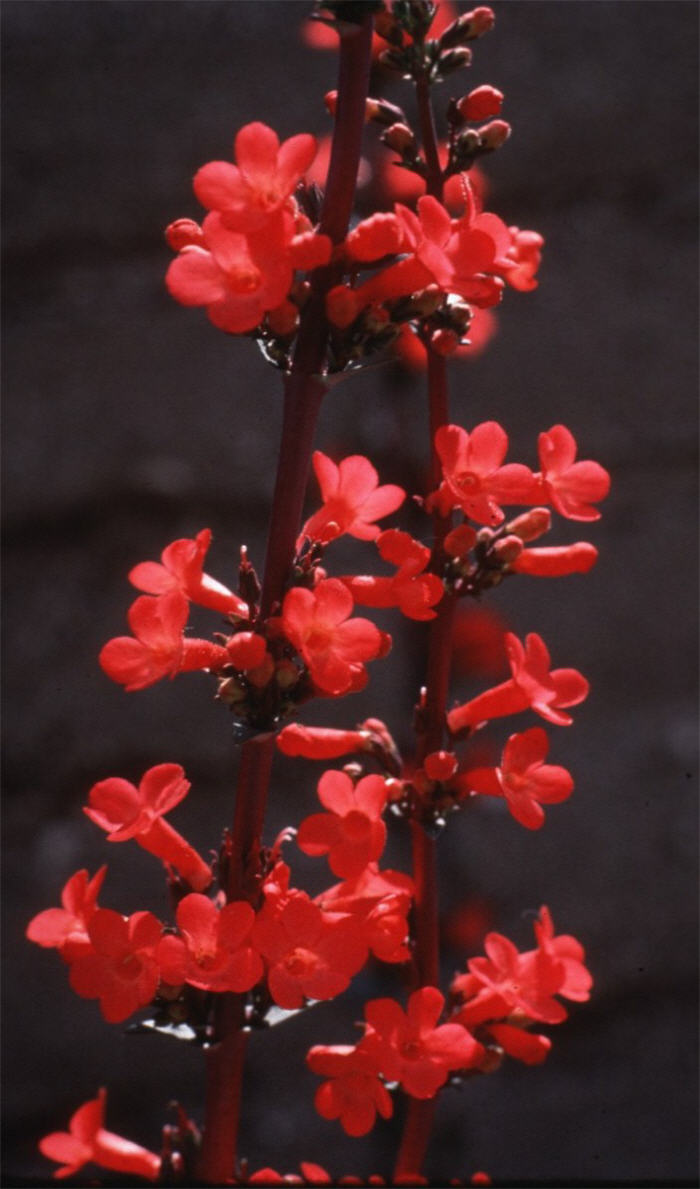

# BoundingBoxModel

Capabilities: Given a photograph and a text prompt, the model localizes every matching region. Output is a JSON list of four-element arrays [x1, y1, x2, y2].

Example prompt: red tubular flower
[[156, 894, 263, 993], [193, 121, 318, 234], [297, 769, 389, 879], [252, 894, 367, 1009], [39, 1088, 160, 1182], [537, 425, 611, 521], [298, 452, 405, 546], [463, 727, 574, 829], [307, 1042, 393, 1136], [341, 529, 444, 622], [362, 987, 484, 1098], [26, 867, 107, 960], [83, 764, 212, 891], [128, 528, 248, 618], [447, 630, 589, 733], [428, 422, 538, 525], [281, 579, 387, 696], [276, 723, 371, 759], [511, 542, 598, 577], [68, 909, 163, 1023], [99, 592, 228, 691]]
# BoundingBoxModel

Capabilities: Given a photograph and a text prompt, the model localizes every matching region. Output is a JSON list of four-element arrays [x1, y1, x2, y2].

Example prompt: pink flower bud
[[165, 219, 204, 251], [444, 524, 478, 559], [479, 120, 511, 151], [507, 507, 551, 542], [424, 751, 459, 782], [324, 90, 338, 117], [457, 86, 504, 122]]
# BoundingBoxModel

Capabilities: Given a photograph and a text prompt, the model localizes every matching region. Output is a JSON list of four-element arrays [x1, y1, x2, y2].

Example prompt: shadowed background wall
[[3, 2, 698, 1183]]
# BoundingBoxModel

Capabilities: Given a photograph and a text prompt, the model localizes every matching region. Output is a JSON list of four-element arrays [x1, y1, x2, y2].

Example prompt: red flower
[[297, 769, 389, 879], [129, 528, 248, 618], [166, 211, 295, 335], [316, 863, 414, 964], [193, 122, 318, 234], [537, 425, 610, 521], [362, 987, 484, 1098], [341, 530, 444, 622], [511, 541, 598, 577], [530, 905, 593, 1004], [503, 227, 544, 292], [156, 894, 262, 993], [99, 592, 228, 691], [447, 631, 589, 733], [281, 579, 387, 696], [84, 764, 212, 891], [39, 1088, 160, 1182], [298, 452, 405, 546], [68, 909, 163, 1023], [307, 1042, 393, 1136], [276, 723, 372, 760], [26, 867, 106, 960], [428, 422, 538, 525], [252, 894, 367, 1009], [464, 727, 574, 829]]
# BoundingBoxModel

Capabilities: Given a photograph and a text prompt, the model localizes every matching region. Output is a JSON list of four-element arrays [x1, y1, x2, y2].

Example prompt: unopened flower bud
[[374, 9, 405, 46], [366, 96, 408, 128], [430, 328, 461, 356], [493, 534, 523, 564], [440, 6, 495, 48], [217, 676, 247, 705], [326, 284, 359, 329], [165, 218, 204, 252], [439, 47, 473, 74], [507, 507, 551, 542], [479, 1045, 504, 1074], [324, 90, 339, 118], [408, 284, 443, 317], [424, 750, 459, 782], [382, 122, 416, 156], [247, 652, 276, 689], [457, 85, 504, 122], [444, 524, 477, 559], [275, 659, 299, 690], [267, 301, 300, 338], [479, 119, 511, 151], [439, 5, 494, 48]]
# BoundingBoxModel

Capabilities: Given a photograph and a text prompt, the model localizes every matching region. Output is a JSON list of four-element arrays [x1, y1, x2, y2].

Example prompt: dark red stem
[[395, 65, 455, 1185], [195, 15, 374, 1184]]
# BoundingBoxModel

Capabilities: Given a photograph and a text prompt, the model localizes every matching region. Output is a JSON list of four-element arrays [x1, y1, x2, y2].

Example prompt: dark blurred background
[[3, 2, 698, 1184]]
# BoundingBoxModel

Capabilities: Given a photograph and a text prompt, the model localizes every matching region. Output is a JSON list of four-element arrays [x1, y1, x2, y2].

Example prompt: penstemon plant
[[27, 2, 610, 1185]]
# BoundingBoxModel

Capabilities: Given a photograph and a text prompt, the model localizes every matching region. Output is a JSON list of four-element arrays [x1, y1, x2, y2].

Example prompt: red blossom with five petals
[[316, 863, 414, 964], [341, 529, 444, 622], [193, 122, 318, 234], [39, 1089, 160, 1182], [83, 764, 212, 891], [68, 909, 163, 1023], [428, 422, 538, 525], [464, 727, 574, 829], [280, 579, 387, 696], [252, 894, 367, 1009], [362, 987, 484, 1098], [297, 769, 390, 879], [129, 528, 248, 618], [298, 452, 405, 547], [536, 425, 611, 521], [99, 591, 228, 691], [306, 1042, 393, 1136], [156, 893, 263, 993], [448, 631, 589, 734]]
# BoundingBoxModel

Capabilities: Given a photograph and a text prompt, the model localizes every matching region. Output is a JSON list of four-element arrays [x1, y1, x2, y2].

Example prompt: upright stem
[[395, 64, 456, 1184], [195, 15, 374, 1184]]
